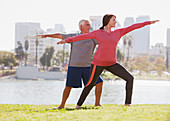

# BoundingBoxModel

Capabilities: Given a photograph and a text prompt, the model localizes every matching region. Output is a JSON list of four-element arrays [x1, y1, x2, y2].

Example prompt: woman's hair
[[100, 14, 116, 30]]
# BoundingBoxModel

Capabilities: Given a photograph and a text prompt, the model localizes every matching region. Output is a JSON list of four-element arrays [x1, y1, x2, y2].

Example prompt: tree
[[24, 40, 29, 66], [154, 56, 166, 76], [54, 50, 70, 66], [134, 56, 152, 75], [123, 35, 133, 65], [15, 41, 24, 63], [65, 51, 70, 65], [40, 47, 55, 67], [0, 51, 17, 66], [117, 48, 123, 62], [129, 62, 136, 72], [54, 50, 65, 66]]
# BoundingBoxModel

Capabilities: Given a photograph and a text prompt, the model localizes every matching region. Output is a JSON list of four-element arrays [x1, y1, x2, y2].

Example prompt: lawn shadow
[[28, 106, 100, 112], [45, 106, 100, 111]]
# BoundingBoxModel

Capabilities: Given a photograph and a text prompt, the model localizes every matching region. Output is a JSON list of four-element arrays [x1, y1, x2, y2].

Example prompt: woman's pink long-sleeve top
[[65, 21, 151, 66]]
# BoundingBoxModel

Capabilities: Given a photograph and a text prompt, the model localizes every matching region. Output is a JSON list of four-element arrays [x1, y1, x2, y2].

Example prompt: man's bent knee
[[65, 86, 73, 90], [96, 82, 103, 87]]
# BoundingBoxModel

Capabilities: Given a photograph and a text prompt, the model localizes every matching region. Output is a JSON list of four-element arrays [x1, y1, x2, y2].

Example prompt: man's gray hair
[[79, 19, 89, 29]]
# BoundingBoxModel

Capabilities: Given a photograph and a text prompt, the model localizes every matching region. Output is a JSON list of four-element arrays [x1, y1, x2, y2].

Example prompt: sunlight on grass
[[0, 104, 170, 121]]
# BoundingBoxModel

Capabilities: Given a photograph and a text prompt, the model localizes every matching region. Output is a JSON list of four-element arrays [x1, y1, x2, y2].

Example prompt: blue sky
[[0, 0, 170, 51]]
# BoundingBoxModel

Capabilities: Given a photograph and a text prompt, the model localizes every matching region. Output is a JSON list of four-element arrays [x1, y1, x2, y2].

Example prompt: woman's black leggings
[[77, 63, 134, 106]]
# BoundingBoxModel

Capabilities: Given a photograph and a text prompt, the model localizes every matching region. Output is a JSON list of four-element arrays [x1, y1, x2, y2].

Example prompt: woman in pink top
[[58, 14, 159, 108]]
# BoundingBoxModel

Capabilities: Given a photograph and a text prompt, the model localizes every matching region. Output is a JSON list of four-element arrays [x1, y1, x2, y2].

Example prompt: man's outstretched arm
[[37, 33, 63, 39]]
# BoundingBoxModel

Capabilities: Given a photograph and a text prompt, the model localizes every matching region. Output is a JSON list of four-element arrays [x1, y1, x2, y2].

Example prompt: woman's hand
[[151, 20, 159, 24], [57, 40, 66, 44]]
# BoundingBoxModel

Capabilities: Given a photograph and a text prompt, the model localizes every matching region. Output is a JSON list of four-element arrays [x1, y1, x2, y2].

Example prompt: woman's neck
[[104, 26, 112, 33]]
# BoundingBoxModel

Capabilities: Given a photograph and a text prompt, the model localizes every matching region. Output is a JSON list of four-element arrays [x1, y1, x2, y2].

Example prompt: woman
[[57, 14, 159, 108]]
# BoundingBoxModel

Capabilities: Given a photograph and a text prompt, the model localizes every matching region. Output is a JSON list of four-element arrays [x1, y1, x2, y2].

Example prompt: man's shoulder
[[72, 38, 95, 44], [62, 33, 79, 39], [63, 33, 78, 36]]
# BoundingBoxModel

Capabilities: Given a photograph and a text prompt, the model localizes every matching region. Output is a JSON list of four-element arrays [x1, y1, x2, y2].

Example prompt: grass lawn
[[0, 104, 169, 121]]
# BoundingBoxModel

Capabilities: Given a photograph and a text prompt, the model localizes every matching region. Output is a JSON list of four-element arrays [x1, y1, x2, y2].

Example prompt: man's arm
[[37, 33, 63, 39]]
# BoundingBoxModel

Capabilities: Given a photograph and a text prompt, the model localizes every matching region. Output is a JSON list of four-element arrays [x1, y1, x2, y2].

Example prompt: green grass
[[0, 104, 169, 121]]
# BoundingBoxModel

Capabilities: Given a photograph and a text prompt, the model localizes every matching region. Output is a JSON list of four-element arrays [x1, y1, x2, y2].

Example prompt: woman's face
[[108, 16, 117, 27]]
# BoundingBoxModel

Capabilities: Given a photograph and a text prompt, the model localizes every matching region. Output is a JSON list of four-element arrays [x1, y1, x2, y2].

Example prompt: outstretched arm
[[57, 30, 97, 44], [119, 20, 159, 36], [151, 20, 159, 24], [37, 33, 63, 39]]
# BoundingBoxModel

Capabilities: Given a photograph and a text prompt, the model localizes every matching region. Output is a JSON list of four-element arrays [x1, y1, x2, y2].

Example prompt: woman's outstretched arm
[[57, 30, 97, 44], [119, 20, 159, 37]]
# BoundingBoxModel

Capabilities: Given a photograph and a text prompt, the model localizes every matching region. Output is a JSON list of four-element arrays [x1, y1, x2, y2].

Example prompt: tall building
[[55, 24, 65, 33], [167, 29, 170, 47], [15, 22, 40, 49], [124, 17, 135, 28], [47, 24, 70, 53], [134, 16, 150, 55], [54, 24, 70, 52], [166, 28, 170, 69], [89, 16, 102, 30], [23, 30, 58, 66], [15, 22, 62, 66], [150, 43, 166, 58], [123, 17, 135, 59]]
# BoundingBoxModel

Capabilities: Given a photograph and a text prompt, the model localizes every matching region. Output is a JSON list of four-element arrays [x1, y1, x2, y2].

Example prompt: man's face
[[81, 21, 91, 33]]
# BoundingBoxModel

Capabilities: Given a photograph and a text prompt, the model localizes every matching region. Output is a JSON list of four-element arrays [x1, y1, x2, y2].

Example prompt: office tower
[[134, 16, 150, 55], [15, 22, 60, 66], [54, 24, 70, 52], [15, 22, 40, 49], [124, 17, 135, 27], [166, 28, 170, 69], [167, 29, 170, 47], [150, 43, 166, 58], [89, 16, 102, 30], [123, 17, 135, 59], [55, 24, 65, 33]]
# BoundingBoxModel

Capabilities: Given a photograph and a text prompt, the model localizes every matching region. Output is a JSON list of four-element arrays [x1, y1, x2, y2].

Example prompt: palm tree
[[123, 35, 133, 66], [24, 39, 29, 66], [123, 37, 127, 63], [127, 38, 132, 62]]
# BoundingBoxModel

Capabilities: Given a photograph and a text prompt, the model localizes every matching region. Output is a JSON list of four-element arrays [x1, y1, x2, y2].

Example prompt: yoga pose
[[38, 20, 103, 109], [57, 14, 159, 108]]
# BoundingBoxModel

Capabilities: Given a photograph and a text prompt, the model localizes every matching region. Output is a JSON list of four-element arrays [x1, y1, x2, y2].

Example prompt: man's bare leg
[[95, 82, 103, 106], [56, 87, 72, 109]]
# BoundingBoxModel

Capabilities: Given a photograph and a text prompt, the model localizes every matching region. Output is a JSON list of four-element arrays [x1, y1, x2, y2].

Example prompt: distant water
[[0, 79, 170, 105]]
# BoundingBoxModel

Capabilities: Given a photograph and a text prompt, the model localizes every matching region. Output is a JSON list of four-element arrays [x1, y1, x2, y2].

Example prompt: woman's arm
[[119, 20, 159, 37], [57, 30, 97, 44]]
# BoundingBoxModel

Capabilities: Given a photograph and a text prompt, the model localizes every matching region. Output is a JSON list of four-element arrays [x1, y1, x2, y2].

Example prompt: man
[[38, 20, 103, 109]]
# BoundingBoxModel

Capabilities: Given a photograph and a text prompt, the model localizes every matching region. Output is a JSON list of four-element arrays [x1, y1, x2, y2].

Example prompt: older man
[[39, 20, 103, 109]]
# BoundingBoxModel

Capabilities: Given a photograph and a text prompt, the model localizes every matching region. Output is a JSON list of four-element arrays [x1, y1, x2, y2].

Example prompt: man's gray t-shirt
[[62, 33, 98, 67]]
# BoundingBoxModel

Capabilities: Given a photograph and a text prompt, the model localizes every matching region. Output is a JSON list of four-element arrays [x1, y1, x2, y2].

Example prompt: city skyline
[[0, 0, 170, 51]]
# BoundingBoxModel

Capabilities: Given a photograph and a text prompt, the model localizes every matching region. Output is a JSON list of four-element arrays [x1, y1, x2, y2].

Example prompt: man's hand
[[57, 40, 66, 44], [37, 35, 46, 38]]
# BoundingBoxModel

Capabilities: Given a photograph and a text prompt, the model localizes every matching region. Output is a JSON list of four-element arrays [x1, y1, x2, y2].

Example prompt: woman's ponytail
[[100, 25, 104, 30]]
